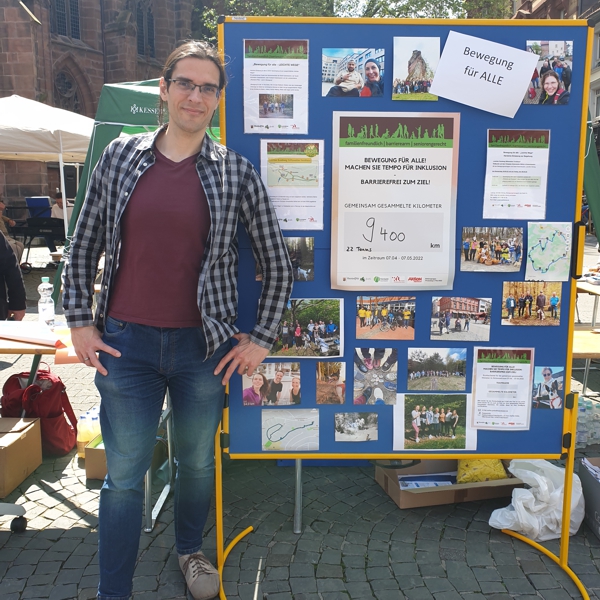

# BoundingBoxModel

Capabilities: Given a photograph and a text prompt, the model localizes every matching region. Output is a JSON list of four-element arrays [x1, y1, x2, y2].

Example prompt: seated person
[[0, 197, 24, 264], [45, 192, 74, 255], [326, 60, 363, 97]]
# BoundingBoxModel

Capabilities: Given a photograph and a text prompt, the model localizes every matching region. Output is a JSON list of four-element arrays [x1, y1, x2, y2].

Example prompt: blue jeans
[[95, 318, 230, 600]]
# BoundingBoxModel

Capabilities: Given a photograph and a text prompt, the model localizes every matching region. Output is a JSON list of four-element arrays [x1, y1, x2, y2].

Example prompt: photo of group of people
[[322, 48, 385, 97], [334, 412, 378, 442], [531, 366, 564, 409], [242, 363, 301, 406], [355, 296, 416, 340], [353, 348, 398, 405], [501, 282, 562, 326], [392, 37, 439, 101], [460, 227, 523, 273], [316, 362, 346, 404], [524, 40, 572, 106], [407, 348, 467, 392], [258, 94, 294, 118], [430, 297, 492, 342], [401, 394, 468, 449], [271, 299, 342, 357]]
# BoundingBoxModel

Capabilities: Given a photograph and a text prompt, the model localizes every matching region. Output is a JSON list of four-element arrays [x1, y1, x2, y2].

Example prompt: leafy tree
[[193, 0, 513, 44]]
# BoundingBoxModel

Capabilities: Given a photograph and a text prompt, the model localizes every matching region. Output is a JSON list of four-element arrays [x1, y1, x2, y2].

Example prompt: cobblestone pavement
[[2, 243, 600, 599]]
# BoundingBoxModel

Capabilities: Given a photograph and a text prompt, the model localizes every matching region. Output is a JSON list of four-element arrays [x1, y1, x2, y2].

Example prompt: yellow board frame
[[214, 17, 593, 600]]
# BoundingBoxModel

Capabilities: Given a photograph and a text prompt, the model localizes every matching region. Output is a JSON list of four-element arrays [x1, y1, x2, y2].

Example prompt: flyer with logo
[[260, 139, 324, 230], [471, 347, 534, 430], [330, 112, 459, 290], [483, 129, 550, 220], [243, 39, 309, 134]]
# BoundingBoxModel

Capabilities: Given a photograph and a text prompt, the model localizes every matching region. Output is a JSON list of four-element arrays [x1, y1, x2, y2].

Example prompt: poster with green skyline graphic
[[331, 112, 459, 291]]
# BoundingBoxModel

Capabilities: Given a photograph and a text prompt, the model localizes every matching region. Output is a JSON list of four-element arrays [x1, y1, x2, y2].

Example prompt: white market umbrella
[[0, 95, 95, 234]]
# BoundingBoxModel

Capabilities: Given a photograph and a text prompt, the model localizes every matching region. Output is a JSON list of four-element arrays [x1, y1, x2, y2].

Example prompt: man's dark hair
[[158, 40, 227, 126]]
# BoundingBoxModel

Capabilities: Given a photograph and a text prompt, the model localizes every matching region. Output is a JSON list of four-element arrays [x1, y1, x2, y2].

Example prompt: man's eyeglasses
[[168, 79, 220, 98]]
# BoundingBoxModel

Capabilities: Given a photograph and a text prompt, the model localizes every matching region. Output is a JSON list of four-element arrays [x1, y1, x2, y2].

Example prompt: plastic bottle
[[38, 277, 55, 329], [76, 415, 93, 459], [90, 415, 101, 440], [576, 397, 588, 449]]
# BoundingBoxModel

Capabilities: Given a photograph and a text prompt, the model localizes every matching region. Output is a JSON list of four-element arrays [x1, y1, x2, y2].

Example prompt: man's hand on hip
[[71, 325, 120, 376], [214, 333, 269, 385]]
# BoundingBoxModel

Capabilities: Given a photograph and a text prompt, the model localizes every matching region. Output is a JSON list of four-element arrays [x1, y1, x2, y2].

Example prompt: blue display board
[[221, 18, 590, 457]]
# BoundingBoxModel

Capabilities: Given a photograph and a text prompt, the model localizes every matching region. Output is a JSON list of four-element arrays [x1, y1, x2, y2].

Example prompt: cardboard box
[[85, 434, 107, 480], [375, 459, 523, 509], [0, 418, 42, 498], [579, 457, 600, 541]]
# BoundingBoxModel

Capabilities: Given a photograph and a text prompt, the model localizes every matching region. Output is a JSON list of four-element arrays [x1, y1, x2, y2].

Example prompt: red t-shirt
[[108, 147, 210, 327]]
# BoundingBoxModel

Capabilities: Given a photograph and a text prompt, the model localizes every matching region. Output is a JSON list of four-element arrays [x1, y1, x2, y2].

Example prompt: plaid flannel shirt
[[62, 128, 293, 358]]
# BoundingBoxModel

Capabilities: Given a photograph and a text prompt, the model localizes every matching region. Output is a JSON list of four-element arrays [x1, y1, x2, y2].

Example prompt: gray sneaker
[[179, 552, 220, 600]]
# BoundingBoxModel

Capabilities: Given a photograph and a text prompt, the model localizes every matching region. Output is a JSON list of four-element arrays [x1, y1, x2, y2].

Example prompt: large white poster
[[243, 39, 308, 134], [483, 130, 550, 220], [331, 112, 459, 291]]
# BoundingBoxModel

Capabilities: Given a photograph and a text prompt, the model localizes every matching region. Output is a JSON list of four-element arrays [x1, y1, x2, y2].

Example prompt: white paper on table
[[0, 321, 62, 347], [430, 31, 539, 118]]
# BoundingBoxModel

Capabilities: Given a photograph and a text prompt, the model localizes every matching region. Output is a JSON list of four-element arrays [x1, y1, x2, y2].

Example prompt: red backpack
[[0, 365, 77, 456]]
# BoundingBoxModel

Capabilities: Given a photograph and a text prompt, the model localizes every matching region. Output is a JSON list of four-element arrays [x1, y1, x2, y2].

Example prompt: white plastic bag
[[489, 459, 585, 542]]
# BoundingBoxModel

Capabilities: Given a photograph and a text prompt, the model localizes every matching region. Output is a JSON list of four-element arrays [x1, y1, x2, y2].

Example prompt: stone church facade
[[0, 0, 193, 203]]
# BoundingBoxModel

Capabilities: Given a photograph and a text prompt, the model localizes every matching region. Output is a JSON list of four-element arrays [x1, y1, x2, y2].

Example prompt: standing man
[[266, 370, 285, 405], [326, 59, 363, 97], [550, 292, 560, 319], [536, 289, 547, 320], [63, 41, 293, 600]]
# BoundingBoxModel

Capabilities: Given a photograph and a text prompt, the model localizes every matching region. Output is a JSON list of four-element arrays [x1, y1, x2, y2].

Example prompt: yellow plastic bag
[[457, 459, 507, 484]]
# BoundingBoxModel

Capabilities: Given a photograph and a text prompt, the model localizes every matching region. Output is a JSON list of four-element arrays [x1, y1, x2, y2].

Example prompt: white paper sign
[[430, 31, 539, 118]]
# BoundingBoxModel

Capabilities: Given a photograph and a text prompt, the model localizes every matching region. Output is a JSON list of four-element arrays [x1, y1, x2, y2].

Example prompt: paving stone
[[317, 564, 344, 578], [55, 568, 84, 584], [424, 578, 455, 593], [5, 563, 37, 578], [471, 567, 501, 582], [375, 590, 406, 600], [317, 578, 347, 592], [290, 577, 318, 594], [403, 586, 435, 600], [290, 562, 314, 577], [49, 584, 79, 600], [478, 581, 507, 594], [22, 584, 54, 599], [345, 567, 368, 582], [502, 577, 537, 595]]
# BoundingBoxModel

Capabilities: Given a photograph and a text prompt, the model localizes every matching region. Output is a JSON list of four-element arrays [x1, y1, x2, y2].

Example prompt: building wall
[[0, 0, 193, 204]]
